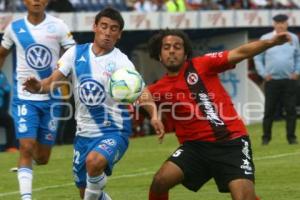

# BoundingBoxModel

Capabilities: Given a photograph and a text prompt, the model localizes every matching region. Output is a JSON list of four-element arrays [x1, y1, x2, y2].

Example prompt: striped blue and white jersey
[[1, 14, 75, 101], [58, 43, 135, 138]]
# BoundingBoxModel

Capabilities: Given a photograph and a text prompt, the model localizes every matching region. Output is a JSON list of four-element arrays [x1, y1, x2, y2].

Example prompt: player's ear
[[118, 32, 122, 40]]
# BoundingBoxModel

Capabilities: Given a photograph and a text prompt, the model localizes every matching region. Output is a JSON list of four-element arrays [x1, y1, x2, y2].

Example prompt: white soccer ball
[[108, 68, 145, 103]]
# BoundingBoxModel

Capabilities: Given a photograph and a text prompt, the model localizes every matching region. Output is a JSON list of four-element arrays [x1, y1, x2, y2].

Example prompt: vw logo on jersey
[[187, 72, 199, 85], [25, 44, 52, 70], [79, 78, 106, 107]]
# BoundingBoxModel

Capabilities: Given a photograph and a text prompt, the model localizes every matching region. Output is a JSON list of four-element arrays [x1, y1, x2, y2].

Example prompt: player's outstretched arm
[[138, 88, 165, 143], [0, 46, 11, 70], [228, 32, 291, 65], [23, 70, 66, 94]]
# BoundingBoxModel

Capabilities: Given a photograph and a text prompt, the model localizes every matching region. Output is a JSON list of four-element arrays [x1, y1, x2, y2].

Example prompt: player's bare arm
[[0, 46, 11, 70], [23, 70, 67, 94], [138, 88, 165, 142], [228, 32, 291, 65]]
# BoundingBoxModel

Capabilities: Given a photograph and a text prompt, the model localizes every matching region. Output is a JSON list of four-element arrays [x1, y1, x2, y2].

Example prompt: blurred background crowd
[[0, 0, 300, 13]]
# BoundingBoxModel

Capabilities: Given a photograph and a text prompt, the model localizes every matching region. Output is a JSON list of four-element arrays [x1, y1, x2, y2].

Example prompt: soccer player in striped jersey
[[0, 0, 75, 199], [23, 7, 164, 200], [147, 29, 291, 200]]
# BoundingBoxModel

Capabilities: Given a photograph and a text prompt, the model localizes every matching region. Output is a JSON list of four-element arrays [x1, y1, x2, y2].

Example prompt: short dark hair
[[148, 29, 193, 61], [273, 14, 288, 22], [94, 7, 124, 30]]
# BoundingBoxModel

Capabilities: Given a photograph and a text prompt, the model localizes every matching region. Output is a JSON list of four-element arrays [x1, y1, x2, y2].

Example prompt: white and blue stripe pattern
[[12, 19, 53, 79], [73, 44, 132, 138]]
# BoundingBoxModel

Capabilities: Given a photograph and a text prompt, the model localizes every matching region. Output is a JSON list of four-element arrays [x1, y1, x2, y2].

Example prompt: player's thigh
[[73, 136, 91, 188], [93, 135, 129, 176], [167, 143, 212, 192], [152, 161, 184, 188], [37, 101, 61, 145], [12, 100, 39, 139], [72, 135, 128, 188], [228, 179, 256, 200], [212, 136, 255, 193]]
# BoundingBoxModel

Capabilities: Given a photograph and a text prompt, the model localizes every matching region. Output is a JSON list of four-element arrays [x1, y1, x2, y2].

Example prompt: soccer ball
[[108, 68, 145, 103]]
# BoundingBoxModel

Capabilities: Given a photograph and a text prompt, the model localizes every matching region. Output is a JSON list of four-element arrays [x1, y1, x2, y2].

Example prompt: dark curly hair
[[148, 29, 193, 61]]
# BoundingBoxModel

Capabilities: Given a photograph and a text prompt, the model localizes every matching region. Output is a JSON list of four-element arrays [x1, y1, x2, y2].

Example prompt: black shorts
[[167, 136, 255, 193]]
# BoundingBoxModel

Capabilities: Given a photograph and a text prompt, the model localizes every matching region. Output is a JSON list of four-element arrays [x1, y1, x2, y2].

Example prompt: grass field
[[0, 120, 300, 200]]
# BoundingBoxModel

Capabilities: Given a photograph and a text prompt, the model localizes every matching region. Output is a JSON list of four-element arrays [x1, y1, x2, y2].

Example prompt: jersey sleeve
[[147, 84, 156, 94], [59, 21, 76, 50], [194, 51, 235, 74], [1, 24, 14, 50], [147, 82, 162, 103], [57, 46, 75, 77], [121, 54, 135, 70]]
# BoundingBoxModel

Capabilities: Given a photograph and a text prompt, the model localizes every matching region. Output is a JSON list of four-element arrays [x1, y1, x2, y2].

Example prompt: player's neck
[[92, 44, 114, 57], [167, 71, 179, 76], [27, 12, 46, 25]]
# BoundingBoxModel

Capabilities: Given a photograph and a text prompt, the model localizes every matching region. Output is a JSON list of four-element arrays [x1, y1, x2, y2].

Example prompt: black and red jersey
[[148, 51, 247, 144]]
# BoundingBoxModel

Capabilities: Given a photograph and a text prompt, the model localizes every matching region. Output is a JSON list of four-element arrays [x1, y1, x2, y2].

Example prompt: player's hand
[[272, 32, 291, 46], [290, 73, 299, 80], [23, 76, 42, 93], [150, 118, 165, 143], [265, 74, 272, 81]]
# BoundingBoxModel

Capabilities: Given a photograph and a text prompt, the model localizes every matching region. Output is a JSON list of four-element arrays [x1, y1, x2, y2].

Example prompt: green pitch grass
[[0, 121, 300, 200]]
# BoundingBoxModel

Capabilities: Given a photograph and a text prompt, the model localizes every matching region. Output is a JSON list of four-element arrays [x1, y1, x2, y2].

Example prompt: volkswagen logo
[[79, 79, 106, 107], [25, 44, 52, 70]]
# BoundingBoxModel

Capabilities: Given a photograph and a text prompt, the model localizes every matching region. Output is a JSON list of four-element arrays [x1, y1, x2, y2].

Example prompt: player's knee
[[233, 193, 257, 200], [19, 141, 35, 154], [151, 172, 169, 193], [34, 157, 49, 165], [230, 183, 256, 200], [85, 152, 107, 174]]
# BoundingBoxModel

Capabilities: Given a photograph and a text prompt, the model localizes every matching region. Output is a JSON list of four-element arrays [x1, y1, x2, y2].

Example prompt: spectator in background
[[154, 0, 165, 10], [230, 0, 253, 9], [251, 0, 268, 8], [185, 0, 203, 10], [0, 71, 17, 152], [274, 0, 298, 8], [0, 0, 16, 11], [0, 0, 6, 11], [165, 0, 186, 12], [133, 0, 161, 12], [254, 14, 300, 145]]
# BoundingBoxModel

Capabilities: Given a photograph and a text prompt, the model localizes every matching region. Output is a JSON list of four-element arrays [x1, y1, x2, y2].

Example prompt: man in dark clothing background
[[0, 71, 17, 152]]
